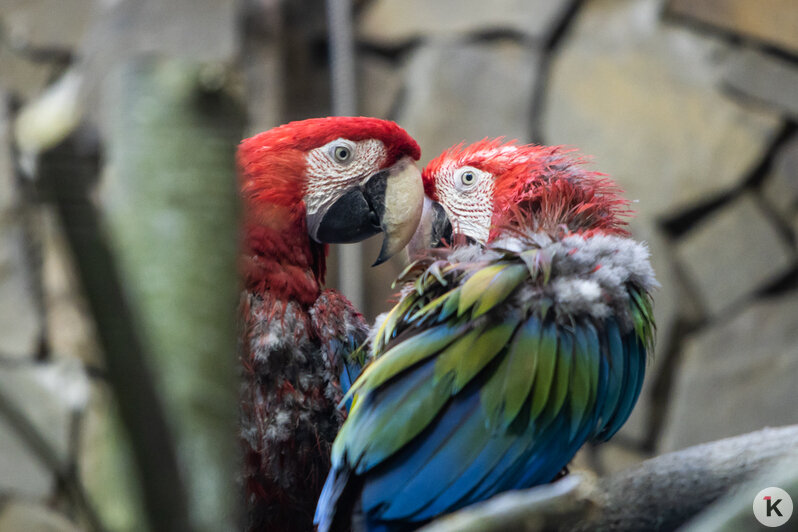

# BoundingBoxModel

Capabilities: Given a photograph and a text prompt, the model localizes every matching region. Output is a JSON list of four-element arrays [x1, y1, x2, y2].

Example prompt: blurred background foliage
[[0, 0, 796, 530]]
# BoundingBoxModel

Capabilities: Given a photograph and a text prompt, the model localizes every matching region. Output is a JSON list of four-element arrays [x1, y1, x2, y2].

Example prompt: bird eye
[[460, 171, 476, 186], [333, 145, 352, 163]]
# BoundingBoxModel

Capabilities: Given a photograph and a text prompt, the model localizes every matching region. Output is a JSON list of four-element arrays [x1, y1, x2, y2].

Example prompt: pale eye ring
[[332, 144, 353, 163], [454, 167, 482, 192]]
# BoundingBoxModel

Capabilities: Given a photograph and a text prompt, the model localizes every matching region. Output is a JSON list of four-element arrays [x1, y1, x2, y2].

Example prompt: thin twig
[[0, 382, 105, 532]]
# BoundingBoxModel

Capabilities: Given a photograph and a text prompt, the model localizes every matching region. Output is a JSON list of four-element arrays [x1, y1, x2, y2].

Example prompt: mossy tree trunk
[[97, 56, 244, 532]]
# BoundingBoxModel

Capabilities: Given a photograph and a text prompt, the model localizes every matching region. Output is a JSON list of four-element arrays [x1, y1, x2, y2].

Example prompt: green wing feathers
[[339, 245, 656, 474]]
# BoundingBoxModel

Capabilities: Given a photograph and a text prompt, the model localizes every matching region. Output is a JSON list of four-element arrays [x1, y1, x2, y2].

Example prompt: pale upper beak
[[306, 156, 424, 265], [407, 196, 453, 258]]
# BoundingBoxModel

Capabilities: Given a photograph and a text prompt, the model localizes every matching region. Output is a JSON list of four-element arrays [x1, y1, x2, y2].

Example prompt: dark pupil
[[336, 147, 350, 161], [464, 172, 474, 183]]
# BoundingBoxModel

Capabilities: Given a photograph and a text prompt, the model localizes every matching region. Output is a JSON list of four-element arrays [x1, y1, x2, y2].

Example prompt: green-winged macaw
[[237, 117, 424, 531], [316, 139, 657, 531]]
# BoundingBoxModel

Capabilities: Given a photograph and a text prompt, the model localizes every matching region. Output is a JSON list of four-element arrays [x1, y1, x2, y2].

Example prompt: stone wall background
[[0, 0, 797, 530]]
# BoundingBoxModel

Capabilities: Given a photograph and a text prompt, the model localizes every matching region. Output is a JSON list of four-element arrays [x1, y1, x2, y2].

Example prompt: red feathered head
[[416, 139, 630, 246], [238, 117, 420, 205], [238, 117, 423, 264]]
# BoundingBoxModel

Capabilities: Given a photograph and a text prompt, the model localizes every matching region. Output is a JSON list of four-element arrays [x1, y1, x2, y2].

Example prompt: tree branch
[[421, 425, 798, 532], [419, 473, 598, 532], [681, 452, 798, 531], [0, 382, 105, 532]]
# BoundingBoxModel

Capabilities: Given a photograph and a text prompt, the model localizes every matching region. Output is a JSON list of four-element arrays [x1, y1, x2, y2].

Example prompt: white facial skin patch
[[434, 165, 495, 243], [304, 138, 387, 215]]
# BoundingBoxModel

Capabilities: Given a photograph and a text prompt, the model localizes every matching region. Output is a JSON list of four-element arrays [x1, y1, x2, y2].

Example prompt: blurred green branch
[[38, 135, 192, 532]]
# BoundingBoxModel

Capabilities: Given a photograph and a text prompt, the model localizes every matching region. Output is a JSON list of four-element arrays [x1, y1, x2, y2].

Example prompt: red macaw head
[[238, 117, 423, 264], [411, 139, 630, 251]]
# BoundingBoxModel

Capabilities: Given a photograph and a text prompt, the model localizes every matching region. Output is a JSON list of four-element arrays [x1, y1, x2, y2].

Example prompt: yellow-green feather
[[546, 330, 573, 422], [630, 287, 656, 350], [348, 323, 466, 398], [377, 292, 418, 349], [529, 321, 558, 419], [457, 264, 509, 317], [480, 316, 543, 429], [440, 287, 462, 322], [471, 264, 528, 318], [569, 326, 592, 437], [409, 287, 458, 323], [435, 315, 520, 394], [335, 368, 454, 469]]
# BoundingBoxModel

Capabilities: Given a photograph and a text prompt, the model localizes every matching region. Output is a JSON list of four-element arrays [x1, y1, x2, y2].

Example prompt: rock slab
[[359, 0, 572, 46], [543, 0, 782, 220], [398, 39, 539, 164], [659, 290, 798, 452], [762, 135, 798, 226], [0, 360, 88, 498], [0, 0, 93, 50], [0, 500, 82, 532], [676, 194, 794, 316], [723, 48, 798, 119], [667, 0, 798, 55]]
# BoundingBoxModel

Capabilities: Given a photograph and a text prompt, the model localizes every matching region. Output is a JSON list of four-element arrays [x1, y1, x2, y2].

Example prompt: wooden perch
[[418, 473, 599, 532], [682, 452, 798, 531], [421, 425, 798, 532]]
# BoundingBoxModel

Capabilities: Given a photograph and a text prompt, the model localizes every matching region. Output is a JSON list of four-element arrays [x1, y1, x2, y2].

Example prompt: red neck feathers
[[238, 126, 321, 305], [241, 202, 326, 306]]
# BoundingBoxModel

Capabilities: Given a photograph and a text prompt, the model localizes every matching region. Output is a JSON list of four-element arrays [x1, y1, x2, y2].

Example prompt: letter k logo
[[754, 487, 792, 527], [765, 496, 783, 517]]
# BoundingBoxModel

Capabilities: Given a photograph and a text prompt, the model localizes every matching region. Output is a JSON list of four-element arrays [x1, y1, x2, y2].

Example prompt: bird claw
[[553, 466, 570, 481]]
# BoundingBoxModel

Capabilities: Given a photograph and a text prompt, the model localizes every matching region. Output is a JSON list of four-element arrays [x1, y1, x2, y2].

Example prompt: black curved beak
[[407, 197, 453, 256], [428, 200, 453, 247], [307, 156, 423, 265], [312, 182, 384, 244]]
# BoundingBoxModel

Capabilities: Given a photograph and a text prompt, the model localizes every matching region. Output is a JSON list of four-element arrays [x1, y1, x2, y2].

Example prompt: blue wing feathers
[[422, 424, 522, 515], [459, 414, 542, 503], [376, 394, 486, 520], [315, 465, 351, 532], [594, 319, 624, 440], [319, 273, 651, 530], [599, 330, 645, 441], [348, 360, 449, 473], [359, 378, 476, 517]]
